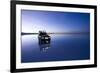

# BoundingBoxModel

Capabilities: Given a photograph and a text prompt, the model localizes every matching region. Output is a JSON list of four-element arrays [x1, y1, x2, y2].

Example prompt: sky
[[21, 10, 90, 33]]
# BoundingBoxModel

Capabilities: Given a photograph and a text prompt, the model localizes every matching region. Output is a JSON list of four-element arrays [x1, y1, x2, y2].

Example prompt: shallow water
[[21, 34, 90, 63]]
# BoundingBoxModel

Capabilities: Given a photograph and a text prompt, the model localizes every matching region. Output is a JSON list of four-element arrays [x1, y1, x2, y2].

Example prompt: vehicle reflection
[[39, 44, 51, 52], [38, 31, 51, 52]]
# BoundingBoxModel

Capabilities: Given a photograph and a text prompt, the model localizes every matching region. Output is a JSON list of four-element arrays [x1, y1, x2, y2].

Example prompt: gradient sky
[[21, 10, 90, 33]]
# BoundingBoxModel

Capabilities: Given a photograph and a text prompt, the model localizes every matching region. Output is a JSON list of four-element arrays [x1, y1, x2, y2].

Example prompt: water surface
[[21, 34, 90, 63]]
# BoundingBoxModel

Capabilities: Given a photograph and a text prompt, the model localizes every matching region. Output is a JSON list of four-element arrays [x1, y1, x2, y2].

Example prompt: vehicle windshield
[[39, 31, 47, 35]]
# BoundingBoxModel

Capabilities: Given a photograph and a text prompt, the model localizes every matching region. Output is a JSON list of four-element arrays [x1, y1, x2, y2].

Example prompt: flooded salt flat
[[21, 34, 90, 63]]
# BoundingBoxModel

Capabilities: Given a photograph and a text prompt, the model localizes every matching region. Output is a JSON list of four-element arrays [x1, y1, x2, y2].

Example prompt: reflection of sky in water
[[21, 34, 90, 63]]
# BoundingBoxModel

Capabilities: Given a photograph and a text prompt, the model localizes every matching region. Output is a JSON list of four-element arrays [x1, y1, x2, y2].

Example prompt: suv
[[38, 31, 51, 45]]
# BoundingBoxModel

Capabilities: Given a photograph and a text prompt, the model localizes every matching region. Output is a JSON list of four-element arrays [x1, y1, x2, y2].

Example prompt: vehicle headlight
[[45, 37, 48, 39]]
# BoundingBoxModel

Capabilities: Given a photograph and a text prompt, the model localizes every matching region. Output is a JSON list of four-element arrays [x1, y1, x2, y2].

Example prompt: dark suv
[[38, 31, 51, 45]]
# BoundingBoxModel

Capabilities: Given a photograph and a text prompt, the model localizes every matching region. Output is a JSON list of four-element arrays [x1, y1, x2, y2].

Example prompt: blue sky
[[21, 10, 90, 33]]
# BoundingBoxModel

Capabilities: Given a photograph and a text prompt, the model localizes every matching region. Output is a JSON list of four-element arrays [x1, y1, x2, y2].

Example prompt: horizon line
[[21, 32, 90, 35]]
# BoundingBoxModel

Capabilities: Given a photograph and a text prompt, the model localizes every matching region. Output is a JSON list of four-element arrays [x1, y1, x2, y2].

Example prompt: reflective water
[[21, 34, 90, 63]]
